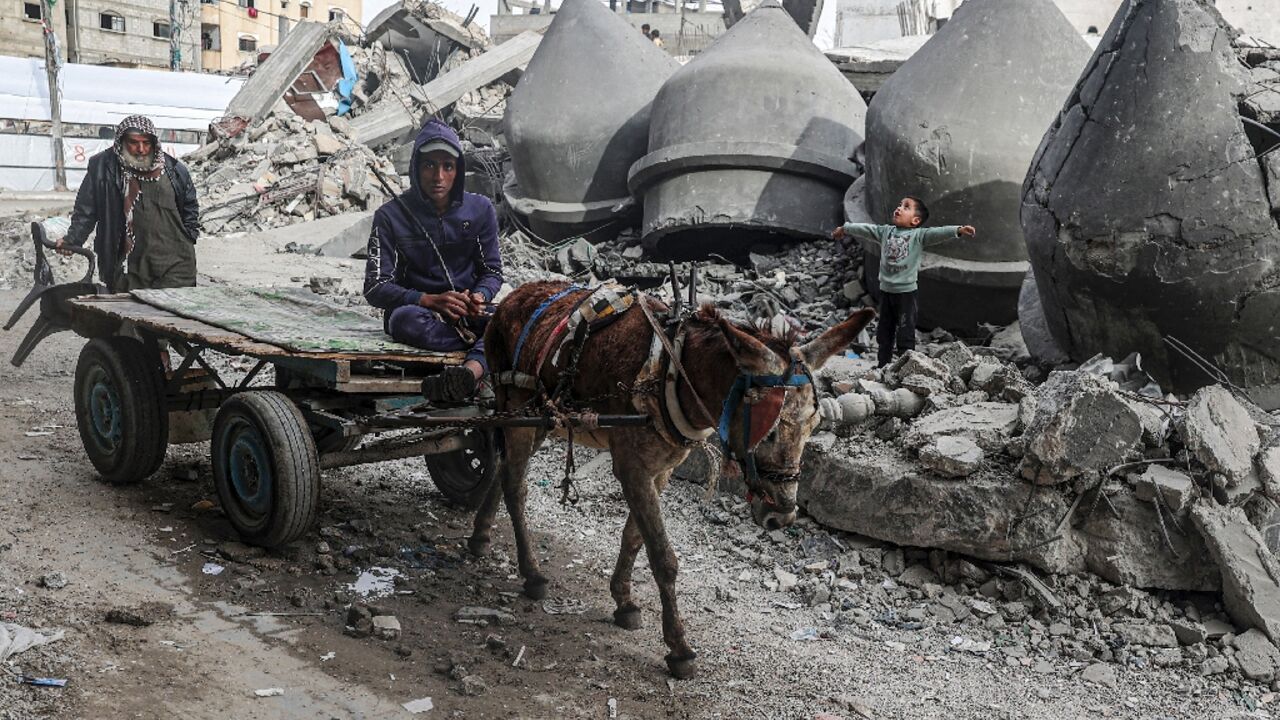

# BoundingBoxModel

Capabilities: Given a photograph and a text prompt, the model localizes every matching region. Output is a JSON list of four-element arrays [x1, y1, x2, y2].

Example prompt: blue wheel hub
[[86, 368, 122, 453], [226, 419, 272, 518]]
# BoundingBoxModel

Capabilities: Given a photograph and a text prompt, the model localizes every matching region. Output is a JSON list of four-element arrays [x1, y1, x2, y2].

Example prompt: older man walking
[[58, 114, 200, 292]]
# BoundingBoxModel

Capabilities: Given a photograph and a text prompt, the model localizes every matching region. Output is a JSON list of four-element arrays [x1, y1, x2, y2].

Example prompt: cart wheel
[[425, 428, 499, 511], [212, 390, 319, 548], [74, 337, 169, 484]]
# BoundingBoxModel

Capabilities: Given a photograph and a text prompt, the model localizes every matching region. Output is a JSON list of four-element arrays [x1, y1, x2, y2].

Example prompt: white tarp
[[0, 135, 199, 191], [0, 56, 244, 130], [0, 57, 221, 190]]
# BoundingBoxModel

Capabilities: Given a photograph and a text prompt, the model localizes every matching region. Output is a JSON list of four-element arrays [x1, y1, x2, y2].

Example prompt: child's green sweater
[[841, 223, 962, 293]]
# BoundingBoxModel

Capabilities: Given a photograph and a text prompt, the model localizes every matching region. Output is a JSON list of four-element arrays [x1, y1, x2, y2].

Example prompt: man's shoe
[[422, 366, 478, 404]]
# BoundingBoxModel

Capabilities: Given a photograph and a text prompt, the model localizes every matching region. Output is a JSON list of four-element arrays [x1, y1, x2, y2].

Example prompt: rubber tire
[[212, 390, 320, 548], [74, 337, 169, 485], [425, 428, 498, 511]]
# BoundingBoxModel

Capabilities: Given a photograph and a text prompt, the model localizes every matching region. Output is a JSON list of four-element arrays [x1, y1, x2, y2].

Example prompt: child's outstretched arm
[[832, 223, 885, 242], [920, 225, 977, 246]]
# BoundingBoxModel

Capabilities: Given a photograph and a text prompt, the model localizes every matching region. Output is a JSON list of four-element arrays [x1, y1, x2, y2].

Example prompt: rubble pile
[[188, 113, 403, 235], [497, 228, 857, 330]]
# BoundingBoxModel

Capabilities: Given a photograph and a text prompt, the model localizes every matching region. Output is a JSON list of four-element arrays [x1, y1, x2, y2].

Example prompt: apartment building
[[199, 0, 361, 72], [0, 0, 199, 69]]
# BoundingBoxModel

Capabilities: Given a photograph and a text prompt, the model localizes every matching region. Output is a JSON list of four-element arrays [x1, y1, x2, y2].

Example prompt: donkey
[[468, 280, 875, 678]]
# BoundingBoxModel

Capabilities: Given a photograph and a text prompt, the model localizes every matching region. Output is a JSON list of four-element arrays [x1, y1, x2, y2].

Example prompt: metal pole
[[39, 0, 67, 191], [169, 0, 177, 69]]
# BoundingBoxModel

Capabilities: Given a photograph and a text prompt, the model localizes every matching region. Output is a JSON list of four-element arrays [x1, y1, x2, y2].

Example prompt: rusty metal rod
[[320, 432, 467, 470]]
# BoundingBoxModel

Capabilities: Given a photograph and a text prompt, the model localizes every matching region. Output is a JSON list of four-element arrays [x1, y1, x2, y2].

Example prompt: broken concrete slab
[[1080, 489, 1219, 592], [1191, 502, 1280, 643], [1022, 0, 1280, 403], [1258, 436, 1280, 500], [1112, 622, 1179, 648], [799, 446, 1086, 574], [1020, 371, 1142, 485], [860, 0, 1089, 334], [918, 436, 984, 478], [1130, 465, 1197, 514], [416, 31, 541, 114], [224, 23, 333, 128], [1183, 385, 1262, 486], [353, 31, 543, 148], [313, 212, 376, 258], [364, 0, 485, 83], [903, 402, 1020, 453], [503, 0, 678, 242], [629, 0, 865, 259], [1232, 629, 1280, 682]]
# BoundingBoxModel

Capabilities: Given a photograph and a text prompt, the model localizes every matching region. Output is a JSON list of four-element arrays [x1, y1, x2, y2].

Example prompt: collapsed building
[[854, 0, 1091, 334], [1021, 0, 1280, 406]]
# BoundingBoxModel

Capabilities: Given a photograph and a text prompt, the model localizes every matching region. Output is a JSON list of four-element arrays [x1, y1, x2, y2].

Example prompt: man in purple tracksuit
[[363, 119, 503, 402]]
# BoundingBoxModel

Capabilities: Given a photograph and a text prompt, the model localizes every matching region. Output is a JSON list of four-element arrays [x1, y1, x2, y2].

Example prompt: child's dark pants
[[876, 290, 918, 368]]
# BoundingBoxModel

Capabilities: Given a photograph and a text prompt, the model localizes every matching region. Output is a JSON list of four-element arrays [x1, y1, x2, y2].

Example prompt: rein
[[717, 353, 815, 492]]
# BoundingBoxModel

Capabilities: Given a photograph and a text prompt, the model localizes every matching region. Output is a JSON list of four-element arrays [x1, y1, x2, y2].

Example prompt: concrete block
[[1191, 502, 1280, 643], [1020, 371, 1142, 485]]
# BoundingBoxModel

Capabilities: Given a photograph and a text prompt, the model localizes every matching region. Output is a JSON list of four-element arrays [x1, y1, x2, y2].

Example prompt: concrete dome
[[1022, 0, 1280, 404], [503, 0, 679, 241], [861, 0, 1091, 334], [629, 0, 866, 259]]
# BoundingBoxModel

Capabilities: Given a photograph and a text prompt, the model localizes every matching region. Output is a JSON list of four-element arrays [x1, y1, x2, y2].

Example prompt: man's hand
[[468, 291, 486, 316], [419, 291, 473, 320], [958, 225, 977, 238], [54, 239, 73, 257], [831, 226, 847, 240]]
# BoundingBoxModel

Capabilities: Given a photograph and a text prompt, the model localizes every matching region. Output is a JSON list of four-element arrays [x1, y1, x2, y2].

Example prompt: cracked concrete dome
[[503, 0, 679, 242], [1022, 0, 1280, 405], [628, 0, 865, 259], [861, 0, 1091, 334]]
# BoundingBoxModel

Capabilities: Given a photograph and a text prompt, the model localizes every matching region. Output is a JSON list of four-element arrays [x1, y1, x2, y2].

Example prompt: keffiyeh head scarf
[[114, 114, 166, 259]]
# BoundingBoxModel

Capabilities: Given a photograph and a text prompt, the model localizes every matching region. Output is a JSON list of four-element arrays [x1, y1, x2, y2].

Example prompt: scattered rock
[[105, 602, 174, 627], [1130, 465, 1197, 514], [460, 674, 488, 696], [1190, 503, 1280, 643], [1232, 629, 1280, 682], [1080, 662, 1117, 688], [39, 572, 67, 590], [372, 615, 401, 641], [1020, 371, 1142, 485], [918, 436, 985, 478], [902, 402, 1021, 453], [1113, 622, 1178, 648], [1183, 386, 1261, 486], [1169, 619, 1208, 646], [454, 606, 515, 626]]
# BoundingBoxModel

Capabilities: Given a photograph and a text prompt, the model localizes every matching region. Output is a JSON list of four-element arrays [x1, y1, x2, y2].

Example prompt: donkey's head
[[697, 307, 876, 530]]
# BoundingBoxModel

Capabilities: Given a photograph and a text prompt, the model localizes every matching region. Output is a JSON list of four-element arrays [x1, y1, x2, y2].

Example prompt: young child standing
[[832, 196, 977, 367]]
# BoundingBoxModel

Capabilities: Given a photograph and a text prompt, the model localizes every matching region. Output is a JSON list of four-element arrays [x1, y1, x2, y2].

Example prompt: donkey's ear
[[798, 308, 877, 371], [717, 318, 781, 375]]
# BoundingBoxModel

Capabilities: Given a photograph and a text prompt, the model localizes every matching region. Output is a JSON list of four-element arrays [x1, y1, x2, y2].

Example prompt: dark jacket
[[65, 149, 200, 290], [363, 120, 503, 314]]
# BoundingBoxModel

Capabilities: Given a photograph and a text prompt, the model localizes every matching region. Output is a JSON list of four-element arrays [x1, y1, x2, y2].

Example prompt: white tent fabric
[[0, 56, 244, 130]]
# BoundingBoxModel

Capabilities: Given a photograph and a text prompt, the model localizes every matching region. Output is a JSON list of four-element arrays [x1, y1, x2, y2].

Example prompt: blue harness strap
[[718, 364, 813, 482], [512, 285, 582, 369]]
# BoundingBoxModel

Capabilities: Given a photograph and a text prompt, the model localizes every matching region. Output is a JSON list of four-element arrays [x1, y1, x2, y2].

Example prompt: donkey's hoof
[[523, 576, 549, 600], [665, 652, 698, 680], [613, 607, 642, 631], [467, 536, 491, 558]]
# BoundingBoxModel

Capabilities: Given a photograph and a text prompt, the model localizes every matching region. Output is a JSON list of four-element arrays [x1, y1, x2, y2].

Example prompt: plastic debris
[[0, 623, 65, 663], [201, 563, 225, 576], [18, 676, 67, 687]]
